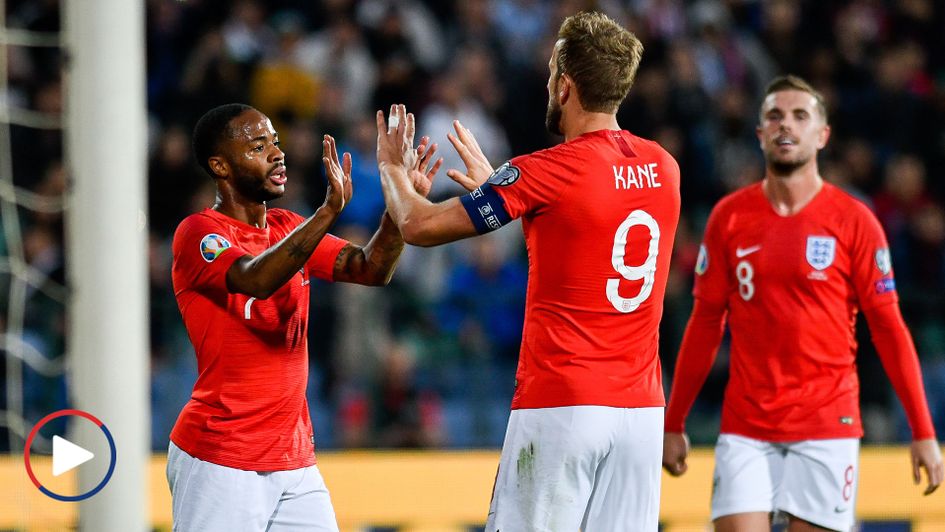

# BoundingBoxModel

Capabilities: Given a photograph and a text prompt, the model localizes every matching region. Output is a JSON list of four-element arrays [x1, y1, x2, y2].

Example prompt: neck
[[562, 110, 620, 141], [212, 189, 267, 228], [762, 163, 823, 216]]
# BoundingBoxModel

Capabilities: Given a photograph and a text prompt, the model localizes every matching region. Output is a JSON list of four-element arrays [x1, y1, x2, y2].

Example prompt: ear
[[755, 125, 764, 149], [558, 74, 573, 106], [817, 124, 831, 150], [208, 156, 229, 179]]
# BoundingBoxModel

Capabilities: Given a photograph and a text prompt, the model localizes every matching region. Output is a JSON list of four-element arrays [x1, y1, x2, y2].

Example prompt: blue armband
[[459, 184, 513, 234]]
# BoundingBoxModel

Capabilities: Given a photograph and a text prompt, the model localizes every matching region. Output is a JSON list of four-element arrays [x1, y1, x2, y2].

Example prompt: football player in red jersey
[[165, 104, 440, 531], [662, 76, 944, 532], [375, 12, 680, 532]]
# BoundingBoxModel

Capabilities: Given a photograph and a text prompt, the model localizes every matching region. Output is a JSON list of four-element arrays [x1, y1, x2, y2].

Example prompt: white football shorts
[[711, 433, 859, 532], [166, 441, 339, 532], [485, 405, 664, 532]]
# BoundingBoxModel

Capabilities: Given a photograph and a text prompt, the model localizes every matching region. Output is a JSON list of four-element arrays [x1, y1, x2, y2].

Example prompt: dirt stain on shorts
[[516, 442, 536, 479]]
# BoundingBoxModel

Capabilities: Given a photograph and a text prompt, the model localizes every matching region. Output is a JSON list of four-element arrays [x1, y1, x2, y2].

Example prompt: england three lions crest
[[806, 236, 836, 270]]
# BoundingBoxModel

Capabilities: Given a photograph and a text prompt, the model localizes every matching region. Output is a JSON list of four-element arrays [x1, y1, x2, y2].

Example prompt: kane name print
[[613, 163, 661, 190]]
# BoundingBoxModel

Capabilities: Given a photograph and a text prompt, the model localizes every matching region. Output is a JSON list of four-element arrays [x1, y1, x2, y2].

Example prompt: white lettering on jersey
[[612, 163, 661, 190], [606, 209, 660, 313]]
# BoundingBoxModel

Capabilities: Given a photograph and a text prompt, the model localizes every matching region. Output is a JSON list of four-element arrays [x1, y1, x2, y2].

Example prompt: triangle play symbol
[[52, 435, 95, 477]]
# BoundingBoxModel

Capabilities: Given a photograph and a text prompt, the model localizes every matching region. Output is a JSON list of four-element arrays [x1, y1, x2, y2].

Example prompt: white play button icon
[[52, 435, 95, 477]]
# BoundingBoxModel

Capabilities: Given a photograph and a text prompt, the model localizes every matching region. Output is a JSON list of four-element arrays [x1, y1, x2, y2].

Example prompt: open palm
[[322, 134, 353, 214]]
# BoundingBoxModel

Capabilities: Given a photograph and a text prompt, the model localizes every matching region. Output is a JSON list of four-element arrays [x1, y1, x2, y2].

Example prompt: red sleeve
[[493, 150, 579, 219], [665, 298, 728, 432], [308, 233, 347, 282], [269, 209, 349, 282], [848, 204, 899, 310], [691, 205, 732, 305], [171, 215, 246, 297], [864, 302, 936, 440]]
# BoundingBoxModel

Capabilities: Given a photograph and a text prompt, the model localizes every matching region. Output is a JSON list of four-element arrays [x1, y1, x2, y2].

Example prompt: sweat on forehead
[[224, 109, 272, 139]]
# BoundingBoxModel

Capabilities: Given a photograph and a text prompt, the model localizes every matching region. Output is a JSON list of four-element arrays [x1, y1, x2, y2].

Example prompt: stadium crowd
[[3, 0, 945, 451]]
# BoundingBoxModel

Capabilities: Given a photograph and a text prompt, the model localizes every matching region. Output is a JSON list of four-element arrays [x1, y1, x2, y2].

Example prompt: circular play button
[[23, 409, 117, 502]]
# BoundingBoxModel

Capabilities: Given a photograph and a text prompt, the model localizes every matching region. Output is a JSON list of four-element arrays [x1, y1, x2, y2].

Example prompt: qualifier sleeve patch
[[200, 233, 232, 262], [459, 183, 513, 234]]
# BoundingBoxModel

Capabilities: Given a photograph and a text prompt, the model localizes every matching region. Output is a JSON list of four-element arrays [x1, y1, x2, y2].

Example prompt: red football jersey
[[170, 208, 347, 471], [693, 182, 898, 440], [493, 130, 680, 409]]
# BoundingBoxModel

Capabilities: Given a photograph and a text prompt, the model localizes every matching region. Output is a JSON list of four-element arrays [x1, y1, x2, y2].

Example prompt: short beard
[[545, 99, 563, 136], [767, 154, 809, 177], [232, 169, 282, 203]]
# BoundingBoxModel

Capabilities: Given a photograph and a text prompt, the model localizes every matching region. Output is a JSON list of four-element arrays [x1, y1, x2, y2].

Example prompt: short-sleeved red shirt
[[170, 208, 346, 471], [694, 182, 897, 440], [490, 130, 680, 409]]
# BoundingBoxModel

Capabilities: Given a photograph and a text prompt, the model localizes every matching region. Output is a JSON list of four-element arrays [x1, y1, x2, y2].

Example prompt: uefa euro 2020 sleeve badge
[[200, 234, 232, 262]]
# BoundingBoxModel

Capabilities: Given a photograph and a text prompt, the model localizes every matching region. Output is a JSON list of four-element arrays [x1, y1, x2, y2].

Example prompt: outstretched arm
[[663, 298, 728, 476], [225, 135, 350, 299], [376, 104, 477, 247], [333, 134, 445, 285], [864, 302, 943, 495]]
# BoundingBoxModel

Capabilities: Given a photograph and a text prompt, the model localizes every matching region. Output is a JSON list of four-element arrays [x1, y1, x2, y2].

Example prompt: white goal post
[[65, 0, 149, 529]]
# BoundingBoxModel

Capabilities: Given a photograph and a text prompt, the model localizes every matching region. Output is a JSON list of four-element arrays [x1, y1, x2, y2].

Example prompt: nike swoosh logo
[[834, 506, 847, 513], [736, 245, 761, 258]]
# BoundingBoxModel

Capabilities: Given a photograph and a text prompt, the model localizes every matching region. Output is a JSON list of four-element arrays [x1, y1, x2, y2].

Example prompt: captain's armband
[[459, 184, 513, 234]]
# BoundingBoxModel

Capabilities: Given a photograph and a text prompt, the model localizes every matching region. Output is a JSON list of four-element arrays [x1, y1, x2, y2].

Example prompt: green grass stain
[[516, 442, 536, 478]]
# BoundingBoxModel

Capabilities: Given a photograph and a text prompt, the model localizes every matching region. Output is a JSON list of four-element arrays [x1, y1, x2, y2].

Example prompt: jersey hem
[[511, 397, 665, 410], [169, 435, 317, 472], [719, 427, 864, 443]]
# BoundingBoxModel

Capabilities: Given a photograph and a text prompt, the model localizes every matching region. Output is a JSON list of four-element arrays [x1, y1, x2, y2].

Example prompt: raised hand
[[446, 120, 494, 191], [376, 103, 418, 171], [910, 438, 944, 495], [662, 432, 691, 477], [322, 134, 353, 215], [411, 135, 443, 198]]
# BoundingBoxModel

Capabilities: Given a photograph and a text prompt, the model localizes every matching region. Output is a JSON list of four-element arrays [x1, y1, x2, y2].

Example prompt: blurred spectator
[[687, 0, 775, 99], [178, 30, 251, 116], [148, 125, 206, 236], [248, 11, 320, 136], [491, 0, 552, 67], [438, 237, 527, 364], [221, 0, 274, 64], [296, 15, 378, 118], [357, 0, 445, 72], [372, 339, 443, 448], [445, 0, 507, 64], [333, 116, 386, 229], [419, 53, 510, 199], [873, 154, 933, 250]]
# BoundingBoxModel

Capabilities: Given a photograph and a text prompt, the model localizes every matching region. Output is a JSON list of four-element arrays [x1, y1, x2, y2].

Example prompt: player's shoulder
[[508, 140, 582, 184], [513, 130, 676, 170], [822, 183, 875, 217], [820, 183, 885, 238], [172, 210, 235, 263], [712, 182, 764, 216], [513, 138, 577, 167], [174, 209, 223, 241], [623, 131, 675, 158]]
